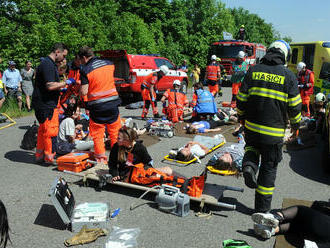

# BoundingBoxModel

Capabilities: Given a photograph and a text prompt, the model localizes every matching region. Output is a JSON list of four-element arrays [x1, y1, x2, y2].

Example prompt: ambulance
[[287, 41, 330, 96]]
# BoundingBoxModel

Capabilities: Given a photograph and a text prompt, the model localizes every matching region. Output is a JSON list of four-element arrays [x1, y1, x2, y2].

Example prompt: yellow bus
[[288, 41, 330, 96]]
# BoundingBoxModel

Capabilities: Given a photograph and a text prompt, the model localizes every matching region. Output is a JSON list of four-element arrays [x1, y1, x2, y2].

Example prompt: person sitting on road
[[172, 134, 224, 161], [161, 80, 188, 123], [190, 82, 217, 121], [0, 199, 10, 248], [251, 201, 330, 247], [108, 127, 206, 198], [108, 127, 173, 181], [56, 101, 94, 155]]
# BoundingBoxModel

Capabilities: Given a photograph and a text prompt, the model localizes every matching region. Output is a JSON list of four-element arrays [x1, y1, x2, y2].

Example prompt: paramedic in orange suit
[[205, 55, 221, 96], [297, 62, 314, 117], [32, 43, 70, 164], [79, 46, 122, 163], [161, 80, 188, 123], [141, 65, 169, 119]]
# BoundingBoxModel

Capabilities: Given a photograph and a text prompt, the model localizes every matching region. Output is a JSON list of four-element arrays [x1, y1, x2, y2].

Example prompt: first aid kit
[[57, 152, 95, 173], [49, 177, 110, 232]]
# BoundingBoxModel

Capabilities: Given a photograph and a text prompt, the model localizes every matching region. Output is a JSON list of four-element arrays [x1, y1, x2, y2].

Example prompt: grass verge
[[1, 97, 34, 118]]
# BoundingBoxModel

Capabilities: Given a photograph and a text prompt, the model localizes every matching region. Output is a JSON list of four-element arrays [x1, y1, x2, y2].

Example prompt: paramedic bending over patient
[[108, 127, 172, 181]]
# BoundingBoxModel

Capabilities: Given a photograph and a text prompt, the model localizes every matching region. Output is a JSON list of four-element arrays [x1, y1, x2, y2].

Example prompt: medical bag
[[49, 177, 110, 232], [56, 152, 94, 173]]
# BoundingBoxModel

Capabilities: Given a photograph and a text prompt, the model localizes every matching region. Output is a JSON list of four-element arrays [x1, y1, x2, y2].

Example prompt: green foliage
[[0, 0, 291, 73], [1, 97, 33, 118]]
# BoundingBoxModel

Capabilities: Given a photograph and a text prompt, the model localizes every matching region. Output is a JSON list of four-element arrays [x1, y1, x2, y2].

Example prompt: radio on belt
[[155, 185, 190, 217]]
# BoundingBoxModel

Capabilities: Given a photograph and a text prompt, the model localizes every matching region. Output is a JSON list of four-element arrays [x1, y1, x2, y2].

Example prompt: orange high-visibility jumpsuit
[[298, 69, 314, 117], [163, 89, 188, 122], [141, 72, 159, 118], [205, 63, 220, 96], [81, 57, 122, 163]]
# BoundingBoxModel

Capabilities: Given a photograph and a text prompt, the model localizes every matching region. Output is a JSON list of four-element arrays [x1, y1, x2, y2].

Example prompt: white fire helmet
[[211, 55, 217, 61], [297, 62, 306, 72], [173, 80, 181, 87], [238, 51, 245, 59], [159, 65, 169, 75]]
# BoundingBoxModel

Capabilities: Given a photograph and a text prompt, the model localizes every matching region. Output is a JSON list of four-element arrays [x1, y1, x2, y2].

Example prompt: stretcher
[[206, 165, 238, 176], [62, 163, 243, 209], [162, 139, 226, 166]]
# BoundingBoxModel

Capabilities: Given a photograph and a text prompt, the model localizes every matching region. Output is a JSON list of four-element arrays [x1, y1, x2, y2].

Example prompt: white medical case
[[48, 177, 110, 232]]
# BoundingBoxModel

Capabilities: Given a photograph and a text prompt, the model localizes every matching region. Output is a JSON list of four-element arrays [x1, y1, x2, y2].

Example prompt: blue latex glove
[[60, 87, 68, 92], [66, 78, 76, 85], [151, 97, 155, 102], [162, 102, 167, 108], [81, 113, 90, 120]]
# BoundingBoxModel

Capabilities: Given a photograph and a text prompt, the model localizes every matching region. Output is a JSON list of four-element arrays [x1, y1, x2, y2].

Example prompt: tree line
[[0, 0, 291, 71]]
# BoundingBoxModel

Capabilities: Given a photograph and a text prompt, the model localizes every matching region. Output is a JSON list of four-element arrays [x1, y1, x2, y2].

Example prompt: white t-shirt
[[190, 144, 206, 157], [58, 118, 75, 143]]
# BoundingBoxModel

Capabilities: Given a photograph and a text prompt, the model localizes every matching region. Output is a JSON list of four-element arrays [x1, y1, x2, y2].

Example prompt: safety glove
[[66, 78, 76, 85]]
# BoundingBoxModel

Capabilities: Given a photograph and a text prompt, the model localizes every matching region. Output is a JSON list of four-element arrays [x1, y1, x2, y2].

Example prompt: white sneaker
[[303, 240, 318, 248], [253, 223, 275, 239], [252, 213, 279, 228]]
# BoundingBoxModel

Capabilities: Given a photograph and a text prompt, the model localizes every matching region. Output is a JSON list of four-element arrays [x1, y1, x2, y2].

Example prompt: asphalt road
[[0, 87, 329, 248]]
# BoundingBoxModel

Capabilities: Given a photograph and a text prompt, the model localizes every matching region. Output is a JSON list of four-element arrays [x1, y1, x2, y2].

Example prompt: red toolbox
[[57, 152, 94, 173]]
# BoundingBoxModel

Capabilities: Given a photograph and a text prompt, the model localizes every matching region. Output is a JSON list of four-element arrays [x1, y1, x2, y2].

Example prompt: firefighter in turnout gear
[[205, 55, 221, 96], [79, 46, 122, 163], [236, 40, 302, 212], [297, 61, 314, 117], [141, 65, 168, 119], [161, 80, 188, 123]]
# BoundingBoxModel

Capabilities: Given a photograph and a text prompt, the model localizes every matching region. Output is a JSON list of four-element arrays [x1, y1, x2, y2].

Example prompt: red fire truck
[[208, 40, 267, 85]]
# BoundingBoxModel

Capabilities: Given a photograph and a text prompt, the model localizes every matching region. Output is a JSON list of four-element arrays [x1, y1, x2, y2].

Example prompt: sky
[[222, 0, 330, 42]]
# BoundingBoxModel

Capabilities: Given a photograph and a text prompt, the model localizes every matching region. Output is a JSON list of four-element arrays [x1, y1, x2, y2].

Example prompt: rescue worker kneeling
[[108, 127, 205, 198], [191, 82, 217, 120], [160, 80, 188, 123]]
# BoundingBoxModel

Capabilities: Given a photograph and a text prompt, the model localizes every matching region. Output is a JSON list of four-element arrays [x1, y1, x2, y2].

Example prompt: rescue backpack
[[128, 163, 206, 198], [21, 121, 39, 150]]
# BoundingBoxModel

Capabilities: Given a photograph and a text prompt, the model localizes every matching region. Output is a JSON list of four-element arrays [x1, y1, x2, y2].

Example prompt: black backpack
[[21, 121, 39, 150]]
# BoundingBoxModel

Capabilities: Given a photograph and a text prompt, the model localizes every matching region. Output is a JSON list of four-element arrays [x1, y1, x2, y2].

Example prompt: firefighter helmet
[[268, 40, 291, 62], [297, 62, 306, 72], [315, 92, 325, 103], [159, 65, 169, 75], [173, 80, 181, 86], [238, 51, 245, 59], [211, 55, 217, 61]]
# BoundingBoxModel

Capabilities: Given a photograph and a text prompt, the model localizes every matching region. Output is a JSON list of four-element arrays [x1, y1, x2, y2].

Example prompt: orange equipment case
[[57, 152, 94, 173]]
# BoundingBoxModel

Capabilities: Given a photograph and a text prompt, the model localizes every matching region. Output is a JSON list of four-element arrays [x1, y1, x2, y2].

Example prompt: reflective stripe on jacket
[[80, 57, 118, 102], [236, 61, 302, 144], [164, 89, 188, 109], [298, 69, 314, 96], [206, 63, 220, 81]]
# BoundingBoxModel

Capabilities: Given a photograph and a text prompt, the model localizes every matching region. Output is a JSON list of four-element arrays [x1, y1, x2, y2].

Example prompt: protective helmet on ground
[[173, 80, 181, 87], [268, 40, 291, 62], [211, 55, 217, 61], [315, 93, 326, 103], [159, 65, 169, 75], [237, 51, 245, 59], [297, 62, 306, 72]]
